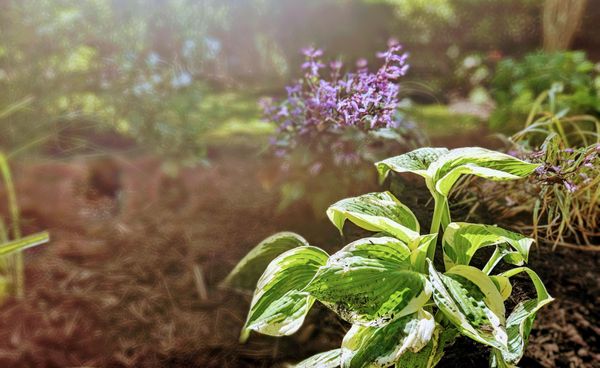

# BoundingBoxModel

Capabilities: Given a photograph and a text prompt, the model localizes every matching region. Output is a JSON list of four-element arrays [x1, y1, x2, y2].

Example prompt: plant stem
[[482, 247, 503, 275], [430, 192, 451, 235]]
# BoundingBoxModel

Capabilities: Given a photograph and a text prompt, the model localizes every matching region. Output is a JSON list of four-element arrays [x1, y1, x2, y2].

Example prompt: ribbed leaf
[[376, 147, 537, 199], [428, 262, 508, 351], [222, 232, 309, 291], [306, 237, 431, 326], [242, 246, 329, 341], [442, 223, 533, 272], [375, 148, 450, 183], [326, 192, 420, 243], [491, 267, 553, 367], [294, 349, 341, 368], [428, 148, 539, 196], [341, 309, 435, 368]]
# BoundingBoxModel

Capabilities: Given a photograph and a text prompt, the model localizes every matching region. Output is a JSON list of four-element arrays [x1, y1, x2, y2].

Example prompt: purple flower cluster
[[261, 41, 409, 160]]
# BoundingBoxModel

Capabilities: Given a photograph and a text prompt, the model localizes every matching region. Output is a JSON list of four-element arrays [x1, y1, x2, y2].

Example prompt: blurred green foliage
[[0, 0, 597, 162], [0, 0, 268, 161], [490, 51, 600, 131], [403, 104, 482, 139]]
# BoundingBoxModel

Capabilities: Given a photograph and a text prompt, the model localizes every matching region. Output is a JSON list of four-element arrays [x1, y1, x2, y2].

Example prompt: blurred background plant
[[490, 51, 600, 132], [2, 0, 599, 163], [1, 0, 598, 231]]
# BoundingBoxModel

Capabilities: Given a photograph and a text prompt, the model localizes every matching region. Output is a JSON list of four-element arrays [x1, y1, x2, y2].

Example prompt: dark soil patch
[[0, 147, 597, 367]]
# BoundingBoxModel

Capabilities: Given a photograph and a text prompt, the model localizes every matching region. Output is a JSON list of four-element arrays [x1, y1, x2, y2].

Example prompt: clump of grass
[[455, 87, 600, 250], [0, 153, 50, 298]]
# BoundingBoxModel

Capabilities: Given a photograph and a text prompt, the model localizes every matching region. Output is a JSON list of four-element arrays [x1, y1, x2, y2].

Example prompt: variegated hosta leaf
[[431, 326, 460, 367], [491, 267, 553, 367], [326, 192, 420, 243], [428, 147, 539, 196], [306, 237, 431, 326], [242, 246, 329, 342], [395, 324, 458, 368], [490, 275, 513, 301], [222, 232, 309, 291], [409, 234, 438, 274], [428, 262, 508, 351], [293, 349, 341, 368], [394, 323, 440, 368], [442, 223, 533, 272], [342, 309, 435, 368], [375, 147, 450, 183]]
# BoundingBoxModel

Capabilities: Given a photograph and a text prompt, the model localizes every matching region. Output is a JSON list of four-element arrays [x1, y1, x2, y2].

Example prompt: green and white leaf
[[293, 349, 341, 368], [242, 246, 329, 342], [394, 322, 439, 368], [375, 147, 450, 183], [376, 147, 537, 199], [327, 192, 420, 243], [428, 262, 508, 351], [410, 234, 438, 273], [428, 147, 539, 196], [341, 309, 435, 368], [490, 275, 513, 301], [491, 267, 553, 367], [306, 237, 431, 326], [442, 223, 533, 272], [222, 232, 309, 291], [394, 323, 458, 368]]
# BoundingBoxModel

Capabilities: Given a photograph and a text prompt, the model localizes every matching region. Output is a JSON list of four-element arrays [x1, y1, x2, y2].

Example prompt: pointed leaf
[[442, 223, 533, 271], [294, 349, 341, 368], [428, 147, 539, 196], [0, 231, 49, 256], [327, 192, 420, 243], [428, 262, 508, 350], [242, 246, 329, 340], [341, 309, 435, 368], [491, 267, 553, 366], [222, 232, 309, 291], [490, 275, 513, 301], [375, 147, 450, 183], [307, 237, 431, 326]]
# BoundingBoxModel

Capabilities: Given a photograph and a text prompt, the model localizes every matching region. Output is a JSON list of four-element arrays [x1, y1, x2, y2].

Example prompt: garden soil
[[0, 145, 597, 368]]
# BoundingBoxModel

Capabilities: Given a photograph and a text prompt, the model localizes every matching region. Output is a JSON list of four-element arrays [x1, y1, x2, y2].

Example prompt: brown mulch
[[0, 147, 597, 367]]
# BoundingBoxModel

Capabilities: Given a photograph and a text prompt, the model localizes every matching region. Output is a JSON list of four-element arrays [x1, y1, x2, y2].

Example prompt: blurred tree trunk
[[543, 0, 588, 51]]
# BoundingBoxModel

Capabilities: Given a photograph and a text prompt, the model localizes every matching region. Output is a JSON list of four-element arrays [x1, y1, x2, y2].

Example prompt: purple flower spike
[[261, 40, 410, 163]]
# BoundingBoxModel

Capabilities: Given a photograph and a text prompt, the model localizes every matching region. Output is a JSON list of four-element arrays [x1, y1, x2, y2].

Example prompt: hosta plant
[[224, 147, 551, 368]]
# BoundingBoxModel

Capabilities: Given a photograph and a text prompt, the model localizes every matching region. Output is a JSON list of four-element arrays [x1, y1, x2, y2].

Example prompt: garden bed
[[0, 145, 597, 367]]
